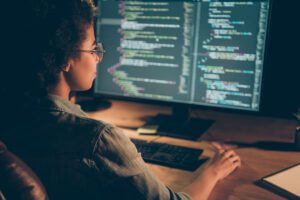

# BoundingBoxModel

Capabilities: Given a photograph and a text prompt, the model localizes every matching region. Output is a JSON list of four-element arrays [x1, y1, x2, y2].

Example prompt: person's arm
[[92, 123, 240, 200], [182, 149, 241, 200], [92, 124, 191, 199]]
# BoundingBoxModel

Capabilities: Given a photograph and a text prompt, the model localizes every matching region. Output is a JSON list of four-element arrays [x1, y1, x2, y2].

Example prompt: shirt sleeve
[[91, 123, 192, 200]]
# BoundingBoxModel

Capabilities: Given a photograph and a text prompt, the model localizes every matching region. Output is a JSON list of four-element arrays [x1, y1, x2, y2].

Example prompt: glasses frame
[[77, 42, 105, 62]]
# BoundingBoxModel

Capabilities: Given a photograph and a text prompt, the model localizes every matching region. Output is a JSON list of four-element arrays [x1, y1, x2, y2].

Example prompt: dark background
[[260, 1, 300, 118]]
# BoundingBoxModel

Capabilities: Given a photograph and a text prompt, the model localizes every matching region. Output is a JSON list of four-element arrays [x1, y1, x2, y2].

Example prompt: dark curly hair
[[1, 0, 96, 105]]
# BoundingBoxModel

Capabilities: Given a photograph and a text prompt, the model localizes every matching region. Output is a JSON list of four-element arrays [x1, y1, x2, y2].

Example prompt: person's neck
[[48, 83, 71, 101]]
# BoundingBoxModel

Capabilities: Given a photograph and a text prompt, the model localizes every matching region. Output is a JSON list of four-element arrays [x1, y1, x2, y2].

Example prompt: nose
[[96, 53, 103, 64], [96, 54, 100, 63]]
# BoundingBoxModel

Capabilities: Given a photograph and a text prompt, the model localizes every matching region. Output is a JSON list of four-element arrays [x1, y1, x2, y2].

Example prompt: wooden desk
[[87, 100, 300, 200]]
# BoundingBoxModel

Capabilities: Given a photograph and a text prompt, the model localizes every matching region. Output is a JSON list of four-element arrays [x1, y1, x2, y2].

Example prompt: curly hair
[[1, 0, 96, 103]]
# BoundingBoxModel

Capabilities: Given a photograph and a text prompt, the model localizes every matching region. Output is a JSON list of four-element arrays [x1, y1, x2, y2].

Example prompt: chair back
[[0, 141, 48, 200]]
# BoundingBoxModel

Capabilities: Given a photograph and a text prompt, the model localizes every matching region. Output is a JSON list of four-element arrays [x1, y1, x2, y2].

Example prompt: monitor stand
[[139, 105, 214, 141]]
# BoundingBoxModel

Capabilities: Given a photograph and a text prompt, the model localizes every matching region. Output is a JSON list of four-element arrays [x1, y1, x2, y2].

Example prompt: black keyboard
[[131, 138, 207, 171]]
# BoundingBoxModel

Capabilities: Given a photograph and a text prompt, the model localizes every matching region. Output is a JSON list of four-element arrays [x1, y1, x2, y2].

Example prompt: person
[[0, 0, 241, 199]]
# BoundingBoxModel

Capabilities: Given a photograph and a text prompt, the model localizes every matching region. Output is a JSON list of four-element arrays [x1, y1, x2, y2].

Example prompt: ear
[[63, 60, 73, 72], [63, 64, 71, 72]]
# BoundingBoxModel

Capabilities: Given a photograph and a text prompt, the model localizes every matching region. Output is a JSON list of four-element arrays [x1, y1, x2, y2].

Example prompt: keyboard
[[131, 138, 207, 171]]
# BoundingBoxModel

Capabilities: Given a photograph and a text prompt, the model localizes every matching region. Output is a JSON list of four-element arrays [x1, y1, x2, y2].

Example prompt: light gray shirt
[[46, 94, 192, 200]]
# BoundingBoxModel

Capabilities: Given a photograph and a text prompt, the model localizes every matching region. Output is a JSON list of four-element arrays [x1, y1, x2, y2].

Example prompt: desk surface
[[87, 100, 300, 200]]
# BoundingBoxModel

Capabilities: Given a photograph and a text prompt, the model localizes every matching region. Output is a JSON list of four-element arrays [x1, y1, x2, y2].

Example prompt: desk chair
[[0, 141, 48, 200]]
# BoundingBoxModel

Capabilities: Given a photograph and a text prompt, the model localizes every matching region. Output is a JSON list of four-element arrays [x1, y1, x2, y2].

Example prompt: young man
[[0, 0, 241, 199]]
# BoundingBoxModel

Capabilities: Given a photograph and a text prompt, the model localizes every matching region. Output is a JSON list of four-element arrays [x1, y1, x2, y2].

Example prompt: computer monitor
[[93, 0, 272, 140]]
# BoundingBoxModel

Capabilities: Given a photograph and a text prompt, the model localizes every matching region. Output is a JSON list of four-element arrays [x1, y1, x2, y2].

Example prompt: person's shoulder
[[95, 123, 130, 148], [66, 113, 108, 134], [72, 116, 122, 144], [61, 113, 113, 145], [92, 123, 144, 177], [37, 110, 109, 151], [44, 108, 106, 133]]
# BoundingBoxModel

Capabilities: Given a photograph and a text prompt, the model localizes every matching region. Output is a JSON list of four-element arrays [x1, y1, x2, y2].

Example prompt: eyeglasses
[[77, 42, 105, 62]]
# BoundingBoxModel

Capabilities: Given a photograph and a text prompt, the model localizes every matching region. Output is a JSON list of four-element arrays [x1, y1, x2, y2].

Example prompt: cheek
[[68, 61, 96, 91], [76, 69, 95, 90]]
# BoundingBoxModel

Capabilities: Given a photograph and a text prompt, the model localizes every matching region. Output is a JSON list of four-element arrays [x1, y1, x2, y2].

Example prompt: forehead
[[82, 26, 95, 46], [87, 25, 95, 38]]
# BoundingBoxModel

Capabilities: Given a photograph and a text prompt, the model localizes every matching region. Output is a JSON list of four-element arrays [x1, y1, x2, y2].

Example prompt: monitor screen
[[94, 0, 271, 112]]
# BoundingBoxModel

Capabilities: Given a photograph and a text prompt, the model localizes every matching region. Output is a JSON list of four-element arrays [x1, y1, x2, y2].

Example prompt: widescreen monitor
[[93, 0, 272, 140]]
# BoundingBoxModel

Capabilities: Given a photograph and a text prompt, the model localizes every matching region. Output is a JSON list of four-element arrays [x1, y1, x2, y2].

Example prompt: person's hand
[[211, 141, 238, 152], [204, 148, 241, 181], [182, 144, 241, 200]]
